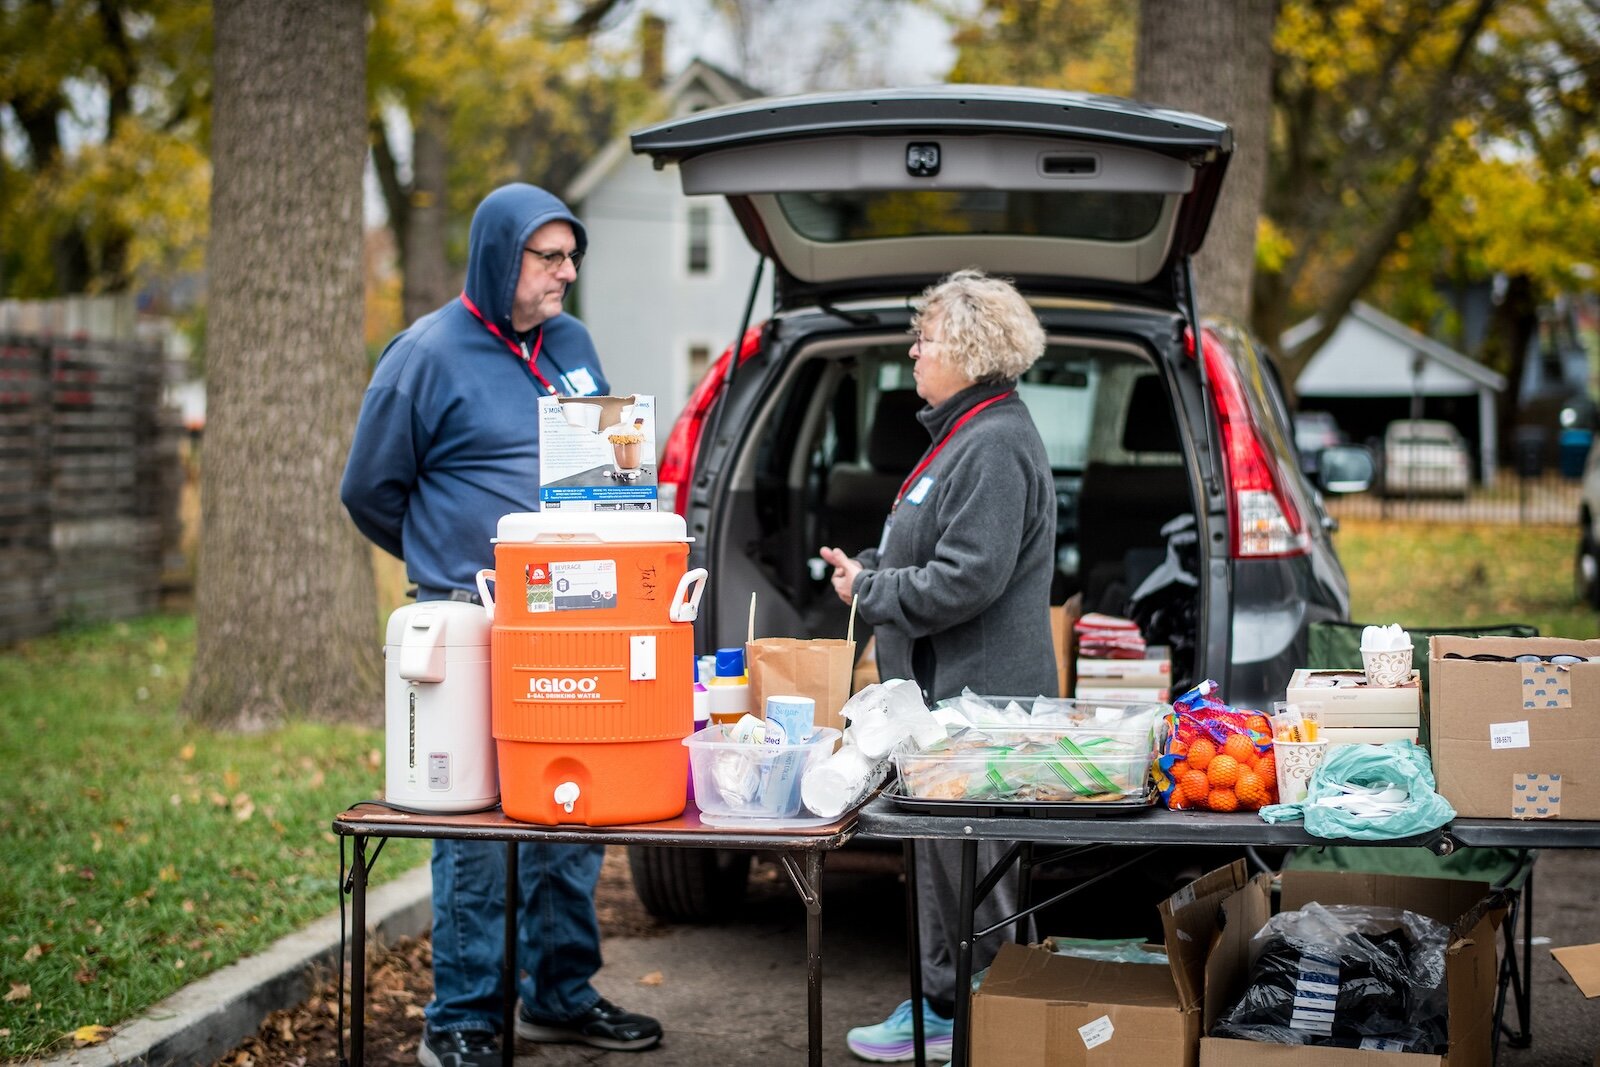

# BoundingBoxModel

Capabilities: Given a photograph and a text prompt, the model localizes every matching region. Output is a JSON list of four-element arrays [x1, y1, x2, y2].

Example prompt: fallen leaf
[[223, 769, 240, 790], [367, 748, 382, 768], [74, 968, 96, 985], [639, 971, 664, 986], [91, 833, 103, 853], [5, 983, 30, 1002], [159, 865, 179, 883], [181, 899, 196, 913], [179, 742, 196, 761], [209, 792, 229, 807], [23, 943, 49, 962], [71, 1024, 112, 1046], [0, 1028, 10, 1036]]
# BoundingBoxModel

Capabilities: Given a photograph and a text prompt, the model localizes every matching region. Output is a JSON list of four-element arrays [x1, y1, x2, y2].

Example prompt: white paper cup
[[1274, 739, 1328, 805], [1361, 646, 1413, 688], [563, 402, 602, 431]]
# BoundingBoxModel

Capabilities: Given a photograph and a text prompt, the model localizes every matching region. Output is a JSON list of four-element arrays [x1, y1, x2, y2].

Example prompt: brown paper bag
[[745, 595, 856, 737]]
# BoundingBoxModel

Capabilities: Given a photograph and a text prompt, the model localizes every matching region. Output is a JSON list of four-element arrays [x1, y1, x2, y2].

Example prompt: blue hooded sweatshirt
[[340, 184, 609, 597]]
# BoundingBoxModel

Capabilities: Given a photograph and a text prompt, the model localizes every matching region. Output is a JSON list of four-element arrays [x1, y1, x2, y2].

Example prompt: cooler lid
[[494, 511, 690, 544]]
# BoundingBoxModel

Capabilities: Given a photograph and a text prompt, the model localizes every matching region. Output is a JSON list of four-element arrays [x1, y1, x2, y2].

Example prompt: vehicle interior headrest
[[1121, 374, 1181, 453], [866, 389, 928, 473]]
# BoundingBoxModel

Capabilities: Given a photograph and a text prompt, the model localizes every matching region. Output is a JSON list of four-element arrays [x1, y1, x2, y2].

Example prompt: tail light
[[657, 325, 765, 517], [1195, 327, 1311, 558]]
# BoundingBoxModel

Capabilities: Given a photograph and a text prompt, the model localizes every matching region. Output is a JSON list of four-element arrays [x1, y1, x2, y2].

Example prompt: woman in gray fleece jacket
[[820, 269, 1057, 1063]]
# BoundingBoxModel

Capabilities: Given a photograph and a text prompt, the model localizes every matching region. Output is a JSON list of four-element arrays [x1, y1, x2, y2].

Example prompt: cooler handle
[[474, 568, 496, 621], [669, 568, 708, 623]]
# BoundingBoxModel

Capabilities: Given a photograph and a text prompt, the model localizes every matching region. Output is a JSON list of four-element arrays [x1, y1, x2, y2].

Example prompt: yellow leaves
[[223, 769, 241, 791], [1255, 217, 1296, 274], [179, 742, 197, 761], [159, 865, 181, 883], [639, 970, 664, 986], [72, 1023, 113, 1046]]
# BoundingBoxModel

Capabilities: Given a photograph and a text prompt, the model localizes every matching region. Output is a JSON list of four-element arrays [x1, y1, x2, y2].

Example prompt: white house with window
[[566, 59, 770, 426]]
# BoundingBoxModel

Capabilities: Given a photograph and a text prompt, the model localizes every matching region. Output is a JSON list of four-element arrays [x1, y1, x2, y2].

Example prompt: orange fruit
[[1208, 788, 1240, 812], [1187, 738, 1216, 771], [1169, 759, 1191, 780], [1255, 753, 1276, 785], [1179, 770, 1211, 806], [1246, 714, 1271, 736], [1235, 770, 1270, 810], [1207, 754, 1240, 789], [1169, 740, 1189, 757], [1222, 733, 1256, 765]]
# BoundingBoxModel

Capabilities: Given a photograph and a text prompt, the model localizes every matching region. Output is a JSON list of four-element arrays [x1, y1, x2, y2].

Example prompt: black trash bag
[[1211, 902, 1450, 1053], [1128, 513, 1199, 682]]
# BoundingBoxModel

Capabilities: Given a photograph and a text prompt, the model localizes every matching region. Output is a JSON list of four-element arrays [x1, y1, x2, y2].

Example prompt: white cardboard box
[[1285, 668, 1421, 728], [537, 394, 658, 512]]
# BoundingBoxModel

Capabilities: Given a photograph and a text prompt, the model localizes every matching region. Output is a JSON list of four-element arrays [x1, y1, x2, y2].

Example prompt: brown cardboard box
[[1428, 635, 1600, 820], [970, 861, 1251, 1067], [1550, 943, 1600, 1066], [1198, 870, 1505, 1067]]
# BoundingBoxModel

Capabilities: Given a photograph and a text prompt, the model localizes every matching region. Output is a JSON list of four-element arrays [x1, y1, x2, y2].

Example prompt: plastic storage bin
[[897, 697, 1161, 804], [685, 726, 840, 818]]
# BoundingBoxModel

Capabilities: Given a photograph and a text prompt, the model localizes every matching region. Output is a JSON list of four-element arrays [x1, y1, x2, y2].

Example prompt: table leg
[[950, 838, 977, 1067], [350, 835, 368, 1067], [776, 852, 827, 1067], [904, 840, 925, 1067], [503, 841, 518, 1067]]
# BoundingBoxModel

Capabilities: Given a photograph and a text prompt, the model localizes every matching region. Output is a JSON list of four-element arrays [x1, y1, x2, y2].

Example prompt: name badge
[[877, 515, 894, 555], [563, 367, 599, 396], [906, 476, 934, 505]]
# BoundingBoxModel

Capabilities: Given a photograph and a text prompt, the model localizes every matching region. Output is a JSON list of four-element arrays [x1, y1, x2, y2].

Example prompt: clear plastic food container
[[896, 697, 1162, 803], [685, 725, 841, 818]]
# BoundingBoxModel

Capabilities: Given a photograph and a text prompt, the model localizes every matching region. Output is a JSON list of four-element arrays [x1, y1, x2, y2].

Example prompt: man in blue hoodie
[[342, 184, 662, 1066]]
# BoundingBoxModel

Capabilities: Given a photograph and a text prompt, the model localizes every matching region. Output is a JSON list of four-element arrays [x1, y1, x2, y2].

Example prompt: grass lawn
[[1335, 519, 1599, 639], [0, 614, 425, 1060]]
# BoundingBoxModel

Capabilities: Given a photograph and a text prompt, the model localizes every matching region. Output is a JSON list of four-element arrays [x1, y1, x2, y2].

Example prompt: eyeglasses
[[911, 332, 943, 350], [1443, 653, 1595, 664], [523, 247, 584, 273]]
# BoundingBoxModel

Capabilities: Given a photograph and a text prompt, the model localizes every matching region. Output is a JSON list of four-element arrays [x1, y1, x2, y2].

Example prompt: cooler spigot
[[553, 781, 580, 814]]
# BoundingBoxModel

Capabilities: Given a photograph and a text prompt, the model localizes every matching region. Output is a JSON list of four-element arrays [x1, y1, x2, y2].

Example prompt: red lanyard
[[893, 391, 1014, 511], [459, 292, 556, 395]]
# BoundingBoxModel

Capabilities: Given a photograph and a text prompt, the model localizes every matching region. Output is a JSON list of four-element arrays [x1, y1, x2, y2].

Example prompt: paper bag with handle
[[745, 592, 856, 742]]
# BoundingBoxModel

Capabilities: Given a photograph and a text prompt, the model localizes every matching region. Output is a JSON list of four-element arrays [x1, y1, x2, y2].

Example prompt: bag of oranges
[[1154, 680, 1278, 811]]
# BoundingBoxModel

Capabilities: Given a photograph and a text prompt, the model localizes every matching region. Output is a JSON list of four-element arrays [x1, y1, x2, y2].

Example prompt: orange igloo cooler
[[474, 512, 706, 825]]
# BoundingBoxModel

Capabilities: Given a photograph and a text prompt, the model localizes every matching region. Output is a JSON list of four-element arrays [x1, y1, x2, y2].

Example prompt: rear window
[[774, 190, 1166, 244]]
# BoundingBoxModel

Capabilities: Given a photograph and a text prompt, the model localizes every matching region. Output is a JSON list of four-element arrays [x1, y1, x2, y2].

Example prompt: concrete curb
[[37, 865, 433, 1067]]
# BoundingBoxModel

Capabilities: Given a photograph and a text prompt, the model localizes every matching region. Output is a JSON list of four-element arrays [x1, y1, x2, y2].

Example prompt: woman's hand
[[818, 545, 862, 606]]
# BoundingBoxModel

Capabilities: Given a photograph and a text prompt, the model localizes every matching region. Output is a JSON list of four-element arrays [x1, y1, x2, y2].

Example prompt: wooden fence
[[0, 334, 183, 643]]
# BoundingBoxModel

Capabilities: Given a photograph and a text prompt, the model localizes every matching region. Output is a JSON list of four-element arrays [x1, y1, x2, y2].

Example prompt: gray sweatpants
[[914, 838, 1034, 1007]]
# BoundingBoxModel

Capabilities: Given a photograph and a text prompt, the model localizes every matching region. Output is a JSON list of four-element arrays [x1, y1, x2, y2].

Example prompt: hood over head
[[463, 183, 588, 330]]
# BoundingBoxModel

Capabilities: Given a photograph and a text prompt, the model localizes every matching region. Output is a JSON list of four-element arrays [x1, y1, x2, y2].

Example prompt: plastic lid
[[715, 646, 745, 677], [494, 511, 689, 544]]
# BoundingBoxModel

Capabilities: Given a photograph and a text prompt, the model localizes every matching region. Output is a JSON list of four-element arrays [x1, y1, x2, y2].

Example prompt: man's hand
[[818, 545, 862, 606]]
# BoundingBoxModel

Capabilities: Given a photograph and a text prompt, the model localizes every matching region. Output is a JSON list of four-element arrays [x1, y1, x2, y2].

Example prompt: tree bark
[[1135, 0, 1276, 325], [186, 0, 380, 728], [400, 101, 453, 324]]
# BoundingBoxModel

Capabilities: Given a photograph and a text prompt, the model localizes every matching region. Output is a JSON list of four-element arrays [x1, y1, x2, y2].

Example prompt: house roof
[[565, 57, 762, 206], [1285, 300, 1507, 398]]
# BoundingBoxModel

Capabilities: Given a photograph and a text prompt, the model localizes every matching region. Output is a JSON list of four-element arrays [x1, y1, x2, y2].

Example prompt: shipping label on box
[[537, 394, 657, 511], [1429, 635, 1600, 820]]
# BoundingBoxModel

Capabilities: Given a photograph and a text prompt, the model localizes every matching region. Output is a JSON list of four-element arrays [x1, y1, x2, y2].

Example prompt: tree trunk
[[1488, 273, 1538, 471], [1136, 0, 1276, 325], [186, 0, 380, 728], [401, 101, 453, 324]]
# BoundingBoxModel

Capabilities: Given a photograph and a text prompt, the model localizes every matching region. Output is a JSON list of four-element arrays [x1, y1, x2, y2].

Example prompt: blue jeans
[[423, 838, 606, 1034]]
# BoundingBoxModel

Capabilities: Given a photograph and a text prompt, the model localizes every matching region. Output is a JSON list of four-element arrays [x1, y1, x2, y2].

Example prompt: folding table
[[333, 803, 858, 1066]]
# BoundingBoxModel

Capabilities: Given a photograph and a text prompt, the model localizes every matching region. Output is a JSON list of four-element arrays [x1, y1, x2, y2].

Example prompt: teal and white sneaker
[[845, 999, 954, 1063]]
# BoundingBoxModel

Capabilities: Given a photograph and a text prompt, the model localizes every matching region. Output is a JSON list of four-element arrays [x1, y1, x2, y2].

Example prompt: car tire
[[626, 845, 751, 922], [1578, 525, 1600, 608]]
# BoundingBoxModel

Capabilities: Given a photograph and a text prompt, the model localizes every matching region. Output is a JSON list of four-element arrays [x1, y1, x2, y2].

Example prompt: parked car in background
[[624, 85, 1374, 920], [1293, 410, 1348, 477], [1576, 438, 1600, 607], [1382, 419, 1471, 498]]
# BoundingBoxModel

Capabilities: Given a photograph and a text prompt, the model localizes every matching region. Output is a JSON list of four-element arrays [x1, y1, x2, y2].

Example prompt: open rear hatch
[[631, 85, 1232, 311]]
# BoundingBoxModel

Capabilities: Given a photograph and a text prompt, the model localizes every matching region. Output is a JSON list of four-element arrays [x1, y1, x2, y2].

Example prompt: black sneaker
[[418, 1027, 500, 1067], [515, 996, 663, 1051]]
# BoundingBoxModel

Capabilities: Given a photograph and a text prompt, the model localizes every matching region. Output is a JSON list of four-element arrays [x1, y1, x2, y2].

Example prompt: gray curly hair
[[911, 269, 1046, 382]]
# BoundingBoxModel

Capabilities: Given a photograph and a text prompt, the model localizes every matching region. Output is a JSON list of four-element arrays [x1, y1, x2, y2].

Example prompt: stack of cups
[[1271, 701, 1327, 805]]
